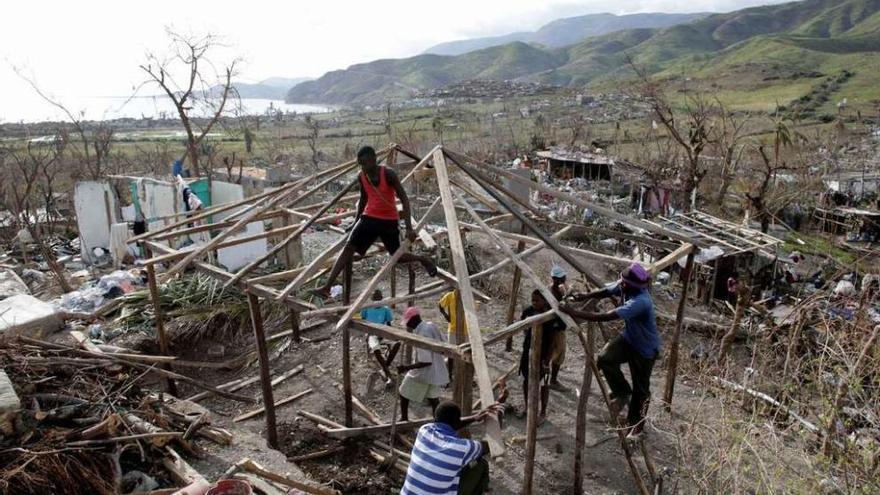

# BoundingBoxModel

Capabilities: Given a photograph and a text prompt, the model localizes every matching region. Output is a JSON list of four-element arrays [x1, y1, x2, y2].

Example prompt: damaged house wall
[[74, 181, 120, 265]]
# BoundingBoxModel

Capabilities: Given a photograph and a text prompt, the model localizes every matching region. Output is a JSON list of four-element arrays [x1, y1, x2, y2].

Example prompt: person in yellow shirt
[[438, 290, 468, 341], [438, 290, 468, 380]]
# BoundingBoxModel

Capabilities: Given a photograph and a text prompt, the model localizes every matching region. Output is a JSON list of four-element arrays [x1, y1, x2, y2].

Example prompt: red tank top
[[360, 167, 399, 220]]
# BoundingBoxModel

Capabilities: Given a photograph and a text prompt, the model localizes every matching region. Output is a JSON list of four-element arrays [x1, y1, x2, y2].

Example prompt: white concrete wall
[[74, 181, 119, 264]]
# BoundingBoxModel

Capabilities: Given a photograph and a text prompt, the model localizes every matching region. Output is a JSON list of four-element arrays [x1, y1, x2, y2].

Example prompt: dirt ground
[[116, 232, 811, 494]]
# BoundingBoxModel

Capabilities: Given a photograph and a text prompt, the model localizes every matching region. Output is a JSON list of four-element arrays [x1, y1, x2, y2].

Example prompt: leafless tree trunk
[[304, 115, 321, 173]]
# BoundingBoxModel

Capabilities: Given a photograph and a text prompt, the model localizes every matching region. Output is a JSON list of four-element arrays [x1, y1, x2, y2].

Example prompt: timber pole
[[663, 249, 696, 410], [146, 263, 177, 396], [246, 291, 278, 448], [505, 222, 528, 352], [342, 258, 354, 427], [522, 323, 542, 495], [573, 327, 595, 495]]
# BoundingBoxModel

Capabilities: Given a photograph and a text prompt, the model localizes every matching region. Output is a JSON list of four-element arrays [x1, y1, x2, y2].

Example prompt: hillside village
[[1, 0, 879, 494]]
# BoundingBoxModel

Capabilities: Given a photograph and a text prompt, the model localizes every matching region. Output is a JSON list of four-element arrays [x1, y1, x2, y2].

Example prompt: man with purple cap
[[397, 306, 449, 421], [562, 262, 659, 439]]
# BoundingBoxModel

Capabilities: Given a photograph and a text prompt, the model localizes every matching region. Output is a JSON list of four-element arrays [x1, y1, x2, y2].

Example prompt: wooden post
[[390, 266, 397, 310], [246, 291, 278, 448], [522, 323, 542, 495], [342, 258, 353, 427], [343, 258, 353, 305], [703, 259, 718, 305], [146, 263, 177, 396], [452, 289, 471, 415], [505, 222, 528, 352], [573, 327, 595, 495], [663, 249, 695, 410], [405, 265, 416, 365], [289, 310, 302, 344]]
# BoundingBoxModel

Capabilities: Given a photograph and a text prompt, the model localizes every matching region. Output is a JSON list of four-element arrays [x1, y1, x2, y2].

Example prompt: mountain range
[[286, 0, 880, 110], [224, 77, 313, 99], [422, 12, 708, 56]]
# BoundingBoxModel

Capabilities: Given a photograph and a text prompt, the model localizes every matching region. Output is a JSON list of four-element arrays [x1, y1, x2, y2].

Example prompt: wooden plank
[[431, 149, 504, 457], [647, 243, 694, 275], [484, 310, 556, 346], [350, 320, 464, 359], [320, 417, 434, 438], [234, 389, 313, 422]]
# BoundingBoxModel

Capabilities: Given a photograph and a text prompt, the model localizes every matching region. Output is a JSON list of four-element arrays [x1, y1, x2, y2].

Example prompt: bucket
[[205, 479, 253, 495]]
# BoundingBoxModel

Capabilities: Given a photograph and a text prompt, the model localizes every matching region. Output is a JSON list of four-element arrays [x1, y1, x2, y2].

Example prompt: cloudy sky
[[1, 0, 790, 120]]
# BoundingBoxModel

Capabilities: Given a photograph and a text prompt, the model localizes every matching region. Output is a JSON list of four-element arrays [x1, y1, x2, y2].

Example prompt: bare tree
[[742, 116, 806, 233], [303, 114, 321, 173], [712, 100, 751, 209], [630, 60, 717, 211], [3, 141, 72, 291], [140, 29, 240, 177]]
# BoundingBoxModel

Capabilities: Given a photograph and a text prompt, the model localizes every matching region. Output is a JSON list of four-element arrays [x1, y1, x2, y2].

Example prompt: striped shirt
[[400, 423, 484, 495]]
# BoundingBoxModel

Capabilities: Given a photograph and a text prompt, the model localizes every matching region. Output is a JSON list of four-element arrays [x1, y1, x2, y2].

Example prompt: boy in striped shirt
[[401, 401, 504, 495]]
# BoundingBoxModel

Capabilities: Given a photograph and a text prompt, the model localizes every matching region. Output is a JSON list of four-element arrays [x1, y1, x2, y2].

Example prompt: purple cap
[[620, 263, 650, 289]]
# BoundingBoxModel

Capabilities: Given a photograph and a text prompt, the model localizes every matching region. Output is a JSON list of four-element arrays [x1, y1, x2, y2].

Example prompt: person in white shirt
[[397, 306, 449, 421]]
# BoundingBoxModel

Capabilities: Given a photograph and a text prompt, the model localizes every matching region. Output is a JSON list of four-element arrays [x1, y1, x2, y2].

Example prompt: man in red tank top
[[314, 146, 437, 298]]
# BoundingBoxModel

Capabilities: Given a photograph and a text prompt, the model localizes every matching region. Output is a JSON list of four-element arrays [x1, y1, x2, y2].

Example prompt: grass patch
[[784, 231, 858, 265]]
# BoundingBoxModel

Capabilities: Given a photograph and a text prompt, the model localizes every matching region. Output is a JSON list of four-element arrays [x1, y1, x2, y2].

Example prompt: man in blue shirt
[[360, 289, 400, 386], [401, 400, 504, 495], [562, 263, 659, 439]]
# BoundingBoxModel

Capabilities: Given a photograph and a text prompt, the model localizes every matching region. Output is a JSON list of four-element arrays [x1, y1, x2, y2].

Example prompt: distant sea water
[[1, 95, 334, 124]]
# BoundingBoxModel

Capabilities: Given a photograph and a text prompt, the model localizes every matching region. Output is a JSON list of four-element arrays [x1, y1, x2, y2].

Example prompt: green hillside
[[287, 0, 880, 112]]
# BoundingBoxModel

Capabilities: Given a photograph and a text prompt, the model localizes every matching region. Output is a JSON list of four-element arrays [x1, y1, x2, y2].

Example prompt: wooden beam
[[484, 310, 556, 346], [432, 149, 504, 457], [319, 417, 434, 438], [234, 389, 313, 422], [350, 320, 465, 359], [647, 243, 695, 275]]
